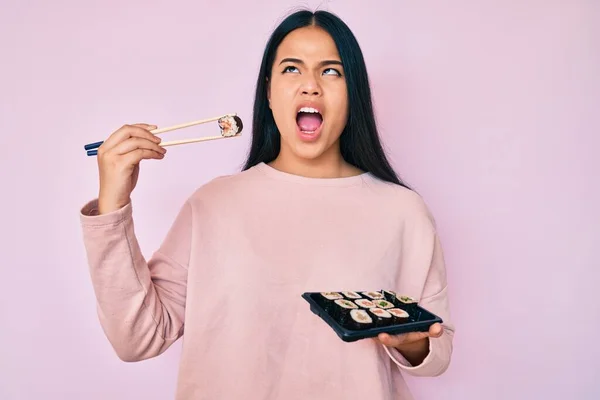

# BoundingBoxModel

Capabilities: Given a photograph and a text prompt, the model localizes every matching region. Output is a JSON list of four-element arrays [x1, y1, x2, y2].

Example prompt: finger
[[429, 323, 444, 338], [132, 123, 158, 130], [111, 136, 166, 156], [130, 123, 160, 135], [377, 331, 429, 348], [100, 124, 159, 151], [122, 148, 165, 166]]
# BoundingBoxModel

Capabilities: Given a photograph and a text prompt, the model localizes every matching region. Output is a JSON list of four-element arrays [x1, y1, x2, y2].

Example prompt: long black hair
[[242, 9, 410, 189]]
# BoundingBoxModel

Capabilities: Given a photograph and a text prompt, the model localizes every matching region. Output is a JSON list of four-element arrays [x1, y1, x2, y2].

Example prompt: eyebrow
[[278, 57, 343, 68]]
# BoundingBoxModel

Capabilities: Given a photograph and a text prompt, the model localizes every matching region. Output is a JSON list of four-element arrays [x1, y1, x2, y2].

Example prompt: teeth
[[298, 107, 320, 114]]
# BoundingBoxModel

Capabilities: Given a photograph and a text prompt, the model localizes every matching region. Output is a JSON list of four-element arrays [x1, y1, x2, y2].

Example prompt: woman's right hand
[[96, 123, 166, 214]]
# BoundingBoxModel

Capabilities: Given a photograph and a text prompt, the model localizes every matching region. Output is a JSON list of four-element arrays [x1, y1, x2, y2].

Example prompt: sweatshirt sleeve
[[79, 198, 192, 362], [383, 204, 455, 377]]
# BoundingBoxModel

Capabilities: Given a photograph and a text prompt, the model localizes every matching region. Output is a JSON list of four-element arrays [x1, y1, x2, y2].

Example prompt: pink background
[[1, 1, 598, 399]]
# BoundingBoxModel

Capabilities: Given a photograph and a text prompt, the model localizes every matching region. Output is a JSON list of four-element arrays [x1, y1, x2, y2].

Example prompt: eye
[[282, 66, 299, 74], [323, 68, 342, 76]]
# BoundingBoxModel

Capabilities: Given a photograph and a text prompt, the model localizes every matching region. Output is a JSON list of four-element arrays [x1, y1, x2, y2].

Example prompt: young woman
[[80, 9, 454, 399]]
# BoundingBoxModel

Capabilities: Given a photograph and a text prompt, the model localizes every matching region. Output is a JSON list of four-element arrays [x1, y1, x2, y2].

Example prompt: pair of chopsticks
[[84, 113, 241, 156]]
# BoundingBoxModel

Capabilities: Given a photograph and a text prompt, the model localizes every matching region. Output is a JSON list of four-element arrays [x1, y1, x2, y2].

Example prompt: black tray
[[302, 290, 443, 342]]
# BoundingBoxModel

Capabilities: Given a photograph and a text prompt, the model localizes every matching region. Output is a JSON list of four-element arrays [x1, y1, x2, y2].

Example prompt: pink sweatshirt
[[79, 162, 454, 399]]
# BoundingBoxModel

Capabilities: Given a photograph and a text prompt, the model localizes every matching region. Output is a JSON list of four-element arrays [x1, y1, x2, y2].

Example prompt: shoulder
[[367, 177, 438, 231], [183, 165, 264, 209]]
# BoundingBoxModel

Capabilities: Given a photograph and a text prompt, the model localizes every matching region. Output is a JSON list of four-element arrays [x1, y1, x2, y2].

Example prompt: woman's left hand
[[375, 323, 443, 365]]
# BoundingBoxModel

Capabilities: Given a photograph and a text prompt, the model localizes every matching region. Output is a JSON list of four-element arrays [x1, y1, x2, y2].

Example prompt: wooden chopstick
[[160, 133, 240, 147], [85, 130, 241, 156], [150, 113, 237, 135], [154, 113, 241, 147]]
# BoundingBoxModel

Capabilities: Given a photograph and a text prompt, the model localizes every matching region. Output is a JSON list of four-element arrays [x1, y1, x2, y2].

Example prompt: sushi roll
[[318, 292, 343, 314], [361, 291, 385, 300], [333, 299, 359, 326], [373, 299, 395, 309], [218, 115, 244, 137], [355, 299, 376, 309], [320, 292, 343, 300], [382, 290, 397, 302], [388, 308, 410, 323], [368, 308, 393, 327], [348, 309, 374, 329], [396, 295, 418, 312], [342, 291, 361, 299], [396, 295, 417, 305], [334, 299, 359, 309]]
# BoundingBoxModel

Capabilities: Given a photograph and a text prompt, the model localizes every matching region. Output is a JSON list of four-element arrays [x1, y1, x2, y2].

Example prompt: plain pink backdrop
[[1, 0, 598, 399]]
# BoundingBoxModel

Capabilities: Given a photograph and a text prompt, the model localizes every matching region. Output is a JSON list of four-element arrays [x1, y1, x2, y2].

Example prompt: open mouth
[[296, 107, 323, 134]]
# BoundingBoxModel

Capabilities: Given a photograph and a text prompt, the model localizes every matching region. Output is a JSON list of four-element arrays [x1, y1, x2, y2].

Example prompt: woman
[[80, 9, 454, 399]]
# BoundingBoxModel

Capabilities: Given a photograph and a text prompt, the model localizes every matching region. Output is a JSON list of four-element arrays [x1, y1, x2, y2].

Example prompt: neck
[[269, 143, 363, 179]]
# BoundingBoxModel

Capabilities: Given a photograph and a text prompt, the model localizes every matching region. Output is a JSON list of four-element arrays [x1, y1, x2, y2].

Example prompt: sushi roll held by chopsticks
[[84, 113, 244, 156], [218, 115, 243, 137]]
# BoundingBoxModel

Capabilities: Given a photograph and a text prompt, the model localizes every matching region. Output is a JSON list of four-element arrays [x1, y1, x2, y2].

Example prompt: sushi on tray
[[301, 289, 442, 342]]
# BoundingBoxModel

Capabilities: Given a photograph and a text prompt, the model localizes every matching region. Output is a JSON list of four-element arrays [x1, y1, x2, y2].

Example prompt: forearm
[[80, 199, 187, 361], [87, 232, 182, 361]]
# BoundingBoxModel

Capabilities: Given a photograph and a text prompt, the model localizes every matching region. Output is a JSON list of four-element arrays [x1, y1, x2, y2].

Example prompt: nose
[[300, 75, 322, 96]]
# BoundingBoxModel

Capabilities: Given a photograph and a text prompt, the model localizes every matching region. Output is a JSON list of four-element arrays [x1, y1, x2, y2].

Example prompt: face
[[267, 26, 348, 163]]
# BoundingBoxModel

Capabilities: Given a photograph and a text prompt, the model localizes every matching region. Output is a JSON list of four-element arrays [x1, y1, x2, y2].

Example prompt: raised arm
[[79, 122, 190, 361]]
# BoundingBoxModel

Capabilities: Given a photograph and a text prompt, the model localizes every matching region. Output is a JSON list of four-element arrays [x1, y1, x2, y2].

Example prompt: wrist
[[98, 193, 129, 215]]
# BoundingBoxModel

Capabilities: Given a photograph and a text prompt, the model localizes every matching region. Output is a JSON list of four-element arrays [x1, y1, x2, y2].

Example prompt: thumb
[[429, 323, 444, 338]]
